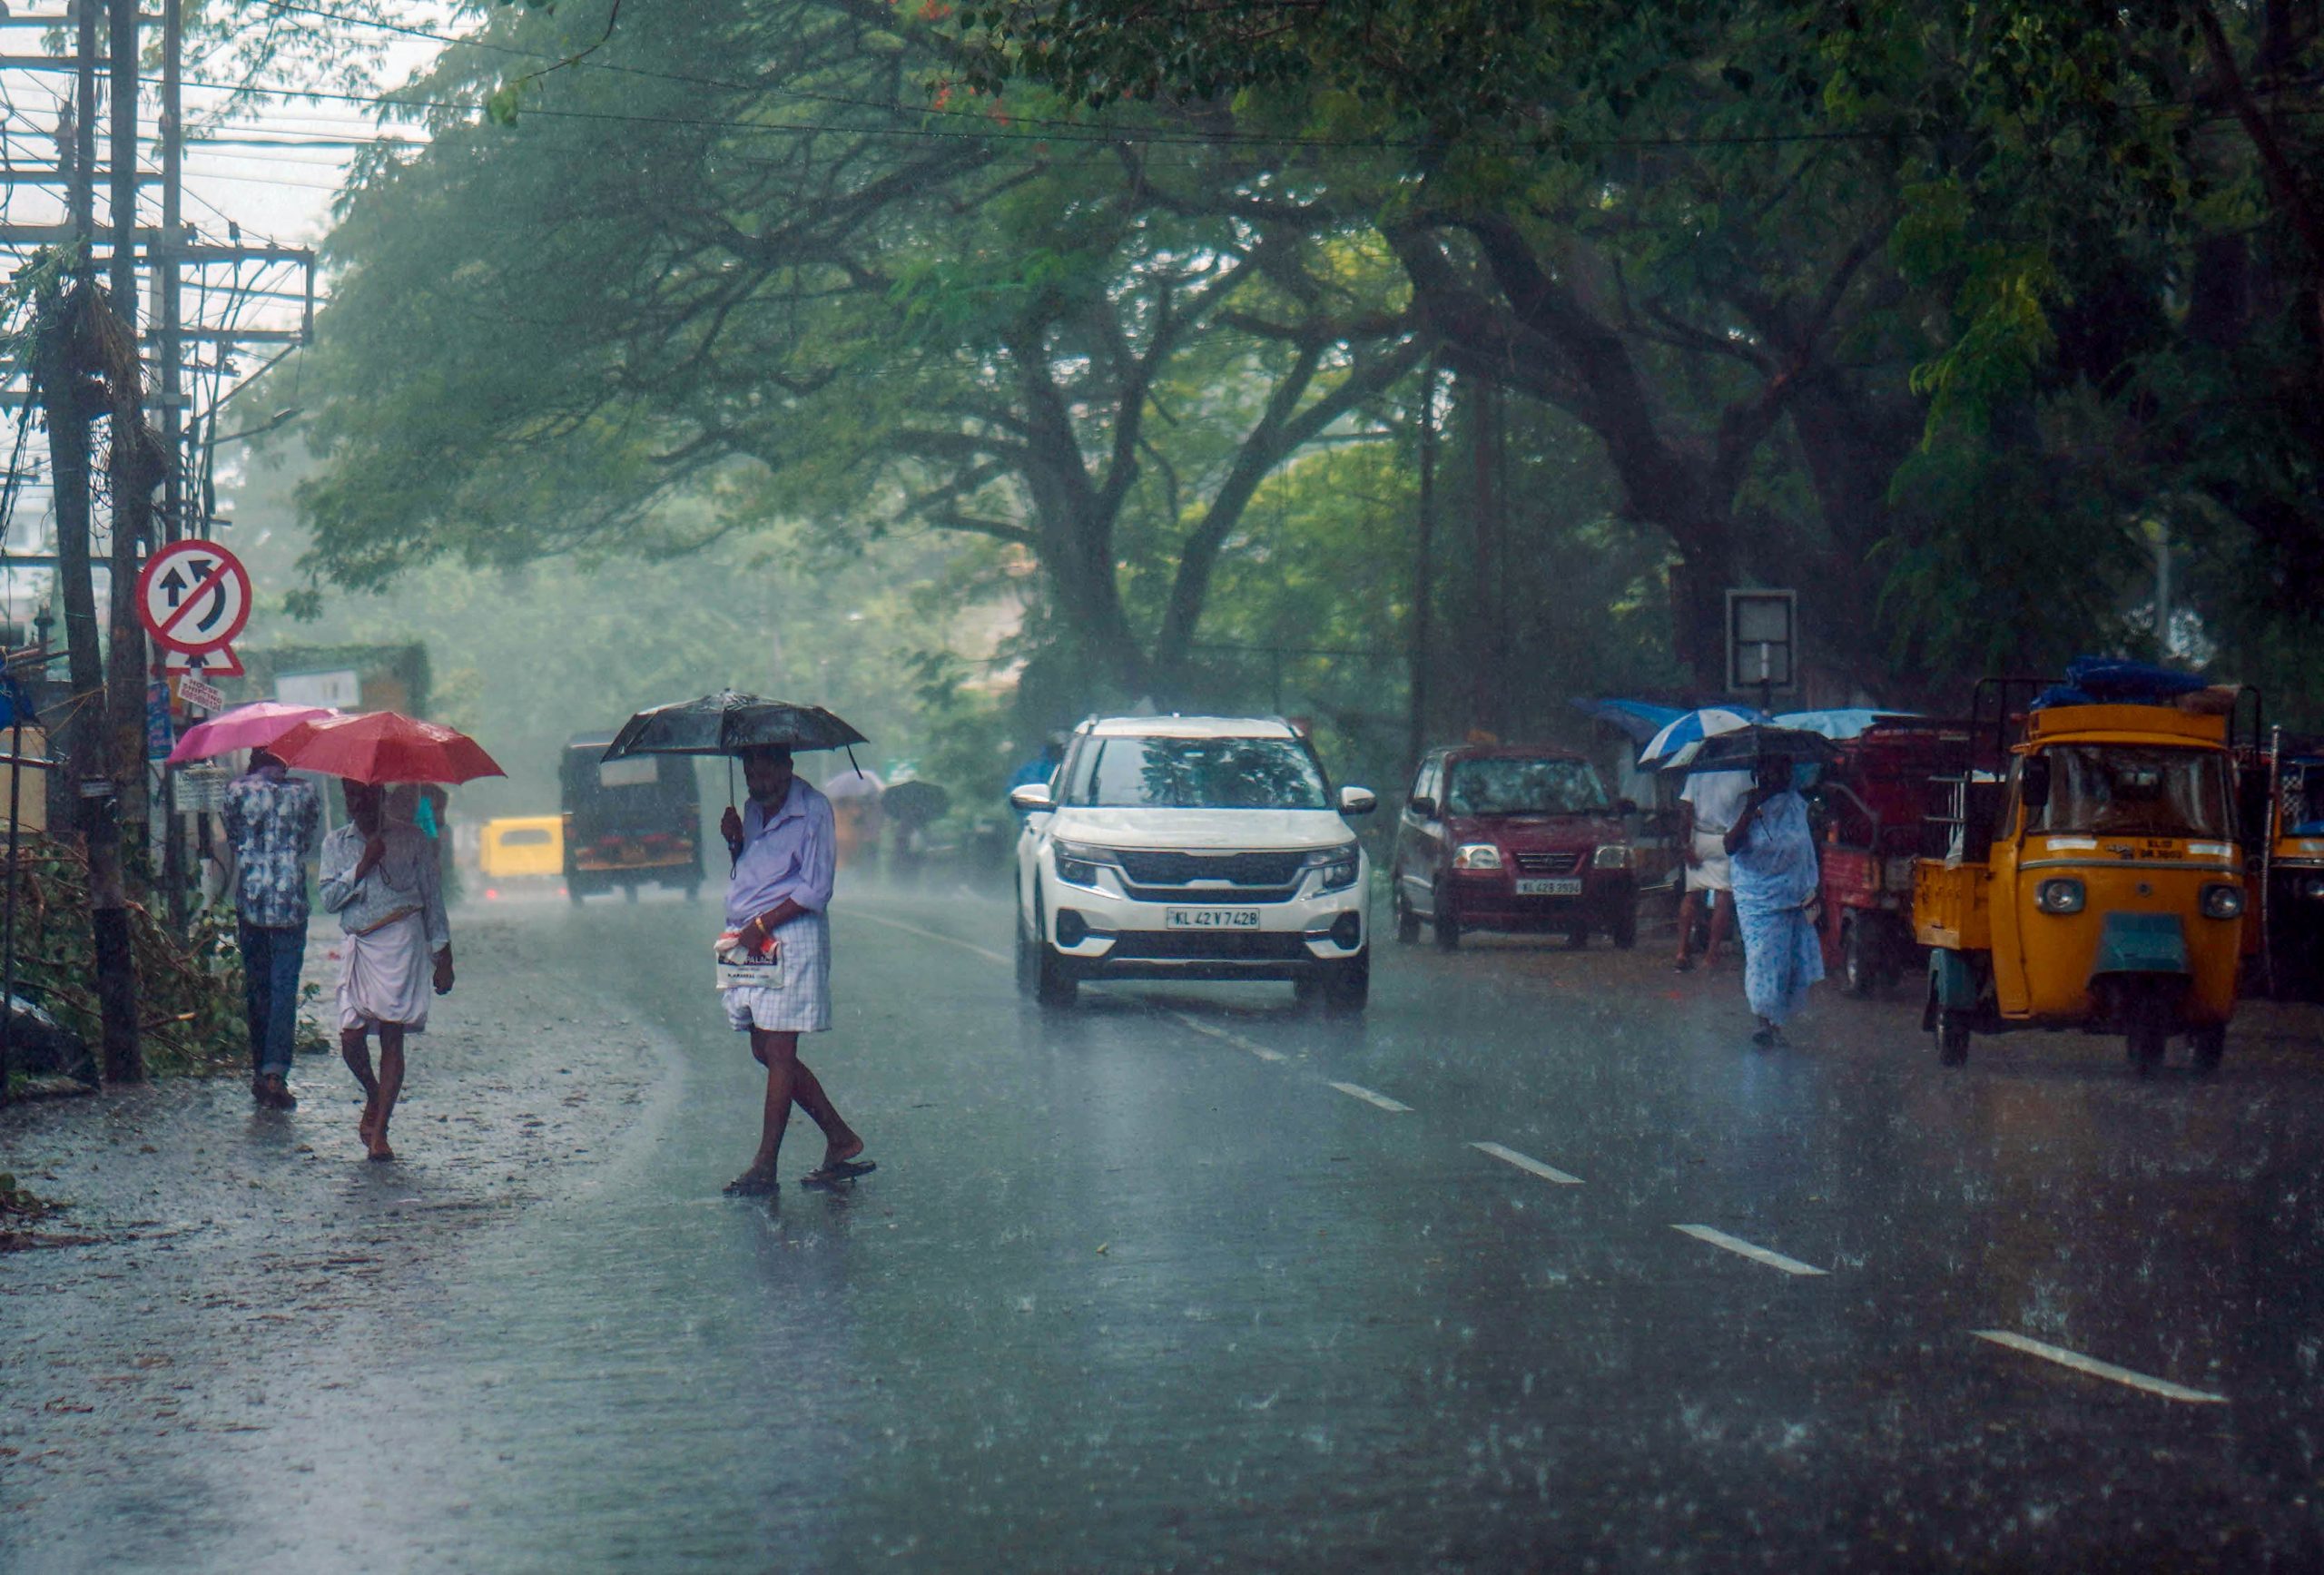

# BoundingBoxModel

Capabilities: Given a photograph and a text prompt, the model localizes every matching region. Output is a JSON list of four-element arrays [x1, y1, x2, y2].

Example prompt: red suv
[[1391, 744, 1638, 949]]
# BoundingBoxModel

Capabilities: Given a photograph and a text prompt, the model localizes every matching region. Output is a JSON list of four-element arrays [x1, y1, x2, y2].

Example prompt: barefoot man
[[719, 744, 869, 1196], [320, 780, 453, 1161]]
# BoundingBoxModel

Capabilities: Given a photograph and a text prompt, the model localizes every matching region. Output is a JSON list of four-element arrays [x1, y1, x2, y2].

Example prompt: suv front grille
[[1123, 883, 1298, 905], [1512, 851, 1583, 875], [1115, 849, 1305, 887]]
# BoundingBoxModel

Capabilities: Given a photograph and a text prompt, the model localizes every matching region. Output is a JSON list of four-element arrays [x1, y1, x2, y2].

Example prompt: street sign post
[[134, 538, 251, 655]]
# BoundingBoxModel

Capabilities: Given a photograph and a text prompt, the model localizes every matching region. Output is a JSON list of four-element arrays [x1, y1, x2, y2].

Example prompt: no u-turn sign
[[135, 539, 251, 655]]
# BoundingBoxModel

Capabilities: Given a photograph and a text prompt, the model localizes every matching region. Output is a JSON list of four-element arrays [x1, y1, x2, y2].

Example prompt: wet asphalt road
[[7, 882, 2324, 1570]]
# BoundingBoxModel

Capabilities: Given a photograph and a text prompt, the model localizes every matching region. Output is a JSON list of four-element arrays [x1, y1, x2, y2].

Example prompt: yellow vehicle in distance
[[1916, 680, 2251, 1077], [479, 815, 565, 880]]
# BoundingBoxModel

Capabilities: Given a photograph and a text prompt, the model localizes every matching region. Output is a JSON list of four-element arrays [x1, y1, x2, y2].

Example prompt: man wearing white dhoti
[[320, 780, 454, 1162]]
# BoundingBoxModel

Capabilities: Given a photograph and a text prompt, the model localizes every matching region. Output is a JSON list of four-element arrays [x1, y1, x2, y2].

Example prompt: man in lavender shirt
[[718, 745, 870, 1196]]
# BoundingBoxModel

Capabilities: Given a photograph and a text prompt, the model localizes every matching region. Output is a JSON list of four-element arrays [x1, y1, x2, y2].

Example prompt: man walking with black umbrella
[[717, 743, 871, 1195]]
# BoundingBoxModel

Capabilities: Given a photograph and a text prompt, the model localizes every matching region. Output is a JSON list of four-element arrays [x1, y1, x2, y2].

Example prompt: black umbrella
[[1665, 724, 1839, 774], [602, 691, 869, 763]]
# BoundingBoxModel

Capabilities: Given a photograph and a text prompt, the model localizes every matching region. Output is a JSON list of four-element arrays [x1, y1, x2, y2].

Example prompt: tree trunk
[[37, 284, 142, 1083]]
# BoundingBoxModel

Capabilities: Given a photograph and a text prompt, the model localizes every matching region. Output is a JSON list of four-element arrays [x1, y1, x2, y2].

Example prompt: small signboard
[[177, 674, 228, 715], [1726, 589, 1797, 694], [136, 539, 252, 655], [177, 764, 231, 812]]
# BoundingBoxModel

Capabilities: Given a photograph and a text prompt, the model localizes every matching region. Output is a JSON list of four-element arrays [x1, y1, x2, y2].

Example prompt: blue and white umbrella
[[1638, 705, 1768, 768]]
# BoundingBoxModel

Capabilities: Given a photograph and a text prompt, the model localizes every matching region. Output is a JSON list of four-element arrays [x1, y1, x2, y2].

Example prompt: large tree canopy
[[955, 0, 2324, 697], [298, 0, 1423, 700]]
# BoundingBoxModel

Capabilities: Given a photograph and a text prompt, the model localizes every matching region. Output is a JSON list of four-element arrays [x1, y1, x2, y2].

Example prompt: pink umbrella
[[164, 700, 335, 767], [270, 711, 505, 786]]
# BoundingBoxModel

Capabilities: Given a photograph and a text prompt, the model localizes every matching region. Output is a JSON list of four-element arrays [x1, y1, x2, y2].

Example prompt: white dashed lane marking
[[1972, 1331, 2227, 1404], [1169, 1011, 1288, 1062], [1471, 1141, 1582, 1186], [845, 908, 1011, 966], [1329, 1080, 1413, 1113], [1671, 1224, 1828, 1277]]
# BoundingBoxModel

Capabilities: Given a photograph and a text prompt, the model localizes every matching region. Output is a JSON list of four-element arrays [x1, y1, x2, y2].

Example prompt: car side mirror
[[1339, 785, 1378, 816], [1009, 783, 1053, 812], [2020, 756, 2051, 812], [1406, 794, 1435, 820]]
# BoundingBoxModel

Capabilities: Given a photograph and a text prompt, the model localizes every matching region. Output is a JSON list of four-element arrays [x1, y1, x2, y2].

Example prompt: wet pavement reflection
[[6, 885, 2324, 1569]]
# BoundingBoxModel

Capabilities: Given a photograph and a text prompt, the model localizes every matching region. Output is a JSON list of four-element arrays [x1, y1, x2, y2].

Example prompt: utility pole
[[158, 0, 186, 928], [1406, 352, 1441, 774], [93, 0, 147, 1081], [1466, 375, 1505, 740]]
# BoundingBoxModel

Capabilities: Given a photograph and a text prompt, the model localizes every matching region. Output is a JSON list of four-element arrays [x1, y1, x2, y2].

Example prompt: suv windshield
[[1070, 736, 1329, 810], [1446, 757, 1609, 817], [2033, 744, 2232, 839]]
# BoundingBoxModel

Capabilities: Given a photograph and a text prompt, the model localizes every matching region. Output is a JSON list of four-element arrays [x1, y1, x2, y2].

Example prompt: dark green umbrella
[[602, 691, 869, 763], [1665, 724, 1838, 774]]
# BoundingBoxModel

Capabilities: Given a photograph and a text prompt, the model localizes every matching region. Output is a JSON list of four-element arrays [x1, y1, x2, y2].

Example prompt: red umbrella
[[163, 700, 336, 767], [268, 711, 504, 786]]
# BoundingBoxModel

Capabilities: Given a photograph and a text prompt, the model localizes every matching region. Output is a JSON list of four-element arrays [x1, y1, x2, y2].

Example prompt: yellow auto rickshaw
[[1915, 680, 2250, 1076], [479, 814, 565, 879], [2249, 729, 2324, 1000]]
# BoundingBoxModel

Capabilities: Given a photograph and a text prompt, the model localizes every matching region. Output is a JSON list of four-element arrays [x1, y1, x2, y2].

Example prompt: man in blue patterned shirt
[[221, 748, 323, 1109]]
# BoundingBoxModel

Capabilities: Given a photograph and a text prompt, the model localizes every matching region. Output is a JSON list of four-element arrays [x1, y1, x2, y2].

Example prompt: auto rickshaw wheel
[[1393, 888, 1421, 945], [2126, 1019, 2169, 1078], [1841, 918, 1874, 998], [1935, 1009, 1971, 1067], [2190, 1024, 2226, 1074]]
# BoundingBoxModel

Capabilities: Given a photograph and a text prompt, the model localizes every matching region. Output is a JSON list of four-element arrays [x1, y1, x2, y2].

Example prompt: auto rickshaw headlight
[[2303, 876, 2324, 901], [2034, 877, 2085, 915], [1592, 844, 1633, 870], [1452, 843, 1503, 871], [2201, 882, 2246, 920]]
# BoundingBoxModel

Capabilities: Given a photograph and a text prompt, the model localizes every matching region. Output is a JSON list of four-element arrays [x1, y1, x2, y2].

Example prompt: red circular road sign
[[135, 539, 252, 655]]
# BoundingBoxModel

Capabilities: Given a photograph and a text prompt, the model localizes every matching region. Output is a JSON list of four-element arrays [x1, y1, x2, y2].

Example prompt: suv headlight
[[1303, 842, 1361, 892], [1452, 843, 1502, 871], [2034, 877, 2085, 914], [1591, 844, 1632, 870], [2201, 881, 2245, 920], [1053, 840, 1116, 889]]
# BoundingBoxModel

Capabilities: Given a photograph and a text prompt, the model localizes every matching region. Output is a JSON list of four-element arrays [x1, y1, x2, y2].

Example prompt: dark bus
[[559, 733, 704, 903]]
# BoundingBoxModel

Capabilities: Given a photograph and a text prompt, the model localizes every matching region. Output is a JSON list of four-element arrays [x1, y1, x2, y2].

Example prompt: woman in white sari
[[320, 781, 453, 1160]]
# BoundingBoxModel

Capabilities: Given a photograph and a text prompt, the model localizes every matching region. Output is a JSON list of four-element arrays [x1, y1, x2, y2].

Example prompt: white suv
[[1009, 716, 1377, 1010]]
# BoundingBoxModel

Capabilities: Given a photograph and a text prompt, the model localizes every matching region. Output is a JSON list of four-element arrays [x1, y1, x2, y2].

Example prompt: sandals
[[801, 1158, 877, 1190]]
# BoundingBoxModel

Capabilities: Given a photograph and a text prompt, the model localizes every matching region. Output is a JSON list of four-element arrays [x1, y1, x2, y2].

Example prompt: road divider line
[[1471, 1141, 1582, 1186], [1972, 1331, 2227, 1404], [1329, 1080, 1413, 1113], [1169, 1011, 1287, 1062], [844, 908, 1010, 967], [1671, 1224, 1827, 1277]]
